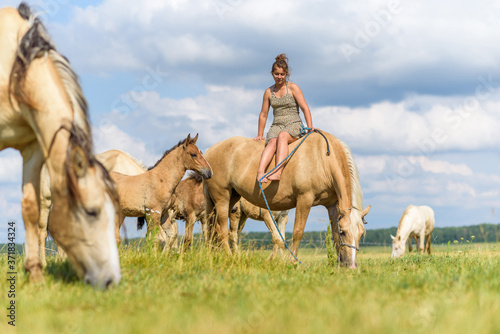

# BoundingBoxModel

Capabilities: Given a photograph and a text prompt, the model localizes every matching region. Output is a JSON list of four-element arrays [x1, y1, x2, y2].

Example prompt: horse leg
[[146, 212, 167, 249], [289, 196, 314, 259], [417, 234, 425, 253], [425, 234, 432, 255], [214, 200, 232, 254], [38, 168, 51, 267], [200, 214, 208, 243], [171, 220, 179, 250], [229, 207, 242, 253], [183, 212, 196, 249], [275, 214, 289, 259], [115, 211, 125, 245], [157, 212, 176, 251], [21, 145, 44, 282], [407, 238, 413, 253], [237, 214, 248, 250], [263, 212, 284, 260]]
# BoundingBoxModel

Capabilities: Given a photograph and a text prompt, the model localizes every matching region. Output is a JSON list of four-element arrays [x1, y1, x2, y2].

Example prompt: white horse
[[391, 205, 435, 258]]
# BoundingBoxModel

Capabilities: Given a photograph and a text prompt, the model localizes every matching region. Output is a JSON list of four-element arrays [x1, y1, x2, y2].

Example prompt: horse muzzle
[[201, 168, 213, 179]]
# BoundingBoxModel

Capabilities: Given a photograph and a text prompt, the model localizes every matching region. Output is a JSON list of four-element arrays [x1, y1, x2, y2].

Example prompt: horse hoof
[[28, 267, 45, 283]]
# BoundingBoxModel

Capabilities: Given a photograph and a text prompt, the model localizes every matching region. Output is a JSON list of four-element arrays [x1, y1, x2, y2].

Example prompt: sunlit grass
[[1, 241, 498, 334]]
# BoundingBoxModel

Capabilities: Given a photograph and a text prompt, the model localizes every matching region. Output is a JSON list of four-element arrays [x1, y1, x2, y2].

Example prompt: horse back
[[204, 133, 346, 210]]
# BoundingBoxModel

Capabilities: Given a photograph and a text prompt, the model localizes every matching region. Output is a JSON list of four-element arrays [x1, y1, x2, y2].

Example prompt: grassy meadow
[[1, 240, 499, 334]]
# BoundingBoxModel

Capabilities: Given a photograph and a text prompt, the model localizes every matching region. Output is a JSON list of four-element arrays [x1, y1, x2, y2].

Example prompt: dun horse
[[0, 4, 120, 288], [229, 198, 289, 258], [391, 205, 435, 258], [162, 172, 207, 249], [38, 150, 146, 265], [111, 134, 212, 246], [203, 133, 370, 268]]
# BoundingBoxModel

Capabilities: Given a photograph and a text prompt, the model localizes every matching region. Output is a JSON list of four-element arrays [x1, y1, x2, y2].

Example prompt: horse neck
[[42, 130, 71, 197], [396, 214, 413, 243], [149, 147, 186, 184], [332, 140, 354, 212]]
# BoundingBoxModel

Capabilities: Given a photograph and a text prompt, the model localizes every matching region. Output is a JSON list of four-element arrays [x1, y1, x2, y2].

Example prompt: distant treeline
[[2, 223, 498, 253], [239, 223, 500, 249]]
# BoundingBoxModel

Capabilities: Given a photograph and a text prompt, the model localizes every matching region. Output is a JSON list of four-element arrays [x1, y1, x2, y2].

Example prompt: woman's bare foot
[[257, 172, 269, 183], [267, 172, 281, 181]]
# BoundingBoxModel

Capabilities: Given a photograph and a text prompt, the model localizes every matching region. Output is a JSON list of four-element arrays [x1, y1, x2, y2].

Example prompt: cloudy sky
[[1, 0, 500, 243]]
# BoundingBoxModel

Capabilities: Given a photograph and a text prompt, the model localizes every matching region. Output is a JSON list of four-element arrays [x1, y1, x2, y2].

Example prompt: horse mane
[[395, 206, 413, 237], [11, 4, 117, 210], [10, 3, 91, 137], [338, 139, 363, 211], [65, 126, 119, 210], [148, 136, 190, 171]]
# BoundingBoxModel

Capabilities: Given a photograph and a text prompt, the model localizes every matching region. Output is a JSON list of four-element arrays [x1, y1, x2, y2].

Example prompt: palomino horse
[[391, 205, 435, 258], [204, 133, 371, 267], [112, 134, 213, 247], [0, 4, 120, 288], [162, 172, 207, 249], [38, 149, 147, 266], [229, 198, 289, 258]]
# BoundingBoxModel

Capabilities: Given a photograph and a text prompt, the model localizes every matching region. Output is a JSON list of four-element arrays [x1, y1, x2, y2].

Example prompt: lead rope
[[258, 126, 330, 264]]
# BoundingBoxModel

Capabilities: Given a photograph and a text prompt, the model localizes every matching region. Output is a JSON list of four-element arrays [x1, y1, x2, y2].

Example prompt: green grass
[[1, 241, 499, 334]]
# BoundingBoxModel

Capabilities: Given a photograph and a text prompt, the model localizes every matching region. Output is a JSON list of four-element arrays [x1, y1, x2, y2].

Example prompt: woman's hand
[[254, 136, 265, 141]]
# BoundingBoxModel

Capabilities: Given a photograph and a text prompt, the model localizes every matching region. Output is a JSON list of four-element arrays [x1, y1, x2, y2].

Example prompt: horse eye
[[86, 208, 99, 217], [190, 153, 197, 158], [339, 229, 345, 236]]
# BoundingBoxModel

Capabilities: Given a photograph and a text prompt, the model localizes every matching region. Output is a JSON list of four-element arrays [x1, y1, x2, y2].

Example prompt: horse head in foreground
[[0, 4, 120, 288], [203, 132, 370, 268]]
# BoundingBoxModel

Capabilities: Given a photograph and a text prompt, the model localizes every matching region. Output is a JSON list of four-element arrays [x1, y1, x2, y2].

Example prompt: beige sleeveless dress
[[265, 82, 304, 144]]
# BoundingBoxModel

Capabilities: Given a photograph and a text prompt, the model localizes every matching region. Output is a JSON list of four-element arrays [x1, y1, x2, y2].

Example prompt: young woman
[[254, 54, 314, 183]]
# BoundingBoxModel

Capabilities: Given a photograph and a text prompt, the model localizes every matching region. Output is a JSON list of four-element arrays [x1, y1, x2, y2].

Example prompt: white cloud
[[315, 93, 500, 153], [93, 124, 156, 166], [413, 157, 473, 176], [42, 0, 500, 106]]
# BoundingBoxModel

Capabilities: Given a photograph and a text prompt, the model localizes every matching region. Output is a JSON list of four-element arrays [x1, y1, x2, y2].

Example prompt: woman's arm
[[290, 83, 314, 130], [254, 88, 271, 140]]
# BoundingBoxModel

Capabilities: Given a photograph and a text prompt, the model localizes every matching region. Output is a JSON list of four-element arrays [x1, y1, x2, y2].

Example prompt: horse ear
[[361, 205, 371, 217], [391, 234, 395, 240], [184, 134, 191, 148], [192, 133, 199, 144], [70, 146, 88, 178]]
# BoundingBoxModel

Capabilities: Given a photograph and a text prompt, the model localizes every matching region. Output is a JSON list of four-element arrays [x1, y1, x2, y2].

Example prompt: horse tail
[[137, 217, 145, 230]]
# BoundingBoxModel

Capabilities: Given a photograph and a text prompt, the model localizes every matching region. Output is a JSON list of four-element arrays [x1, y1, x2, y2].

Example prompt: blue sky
[[1, 0, 500, 243]]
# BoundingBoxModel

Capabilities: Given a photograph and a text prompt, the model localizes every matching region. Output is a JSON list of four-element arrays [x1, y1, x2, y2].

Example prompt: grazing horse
[[203, 133, 371, 267], [162, 172, 207, 249], [0, 4, 120, 288], [38, 149, 146, 266], [111, 134, 213, 246], [391, 205, 435, 258], [229, 198, 289, 258]]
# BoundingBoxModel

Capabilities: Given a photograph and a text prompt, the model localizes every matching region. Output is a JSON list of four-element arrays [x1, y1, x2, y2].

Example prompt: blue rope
[[258, 126, 330, 264]]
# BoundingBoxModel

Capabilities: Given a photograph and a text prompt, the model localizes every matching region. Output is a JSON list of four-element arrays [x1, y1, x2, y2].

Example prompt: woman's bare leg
[[257, 138, 277, 183], [267, 131, 297, 181]]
